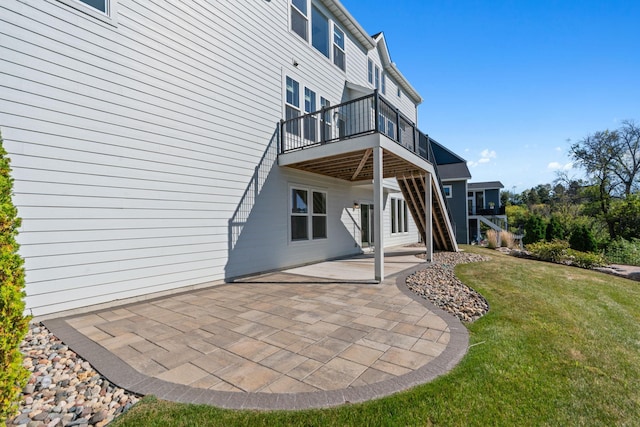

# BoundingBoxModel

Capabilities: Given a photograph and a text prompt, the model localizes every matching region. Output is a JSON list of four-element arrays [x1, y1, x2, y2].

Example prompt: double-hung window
[[375, 66, 380, 90], [304, 87, 317, 141], [381, 73, 386, 95], [285, 77, 301, 136], [333, 25, 346, 71], [368, 59, 373, 84], [291, 0, 309, 40], [311, 6, 329, 57], [291, 188, 327, 241]]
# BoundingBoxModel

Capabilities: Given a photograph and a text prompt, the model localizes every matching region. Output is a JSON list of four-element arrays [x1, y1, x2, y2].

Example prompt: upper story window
[[291, 0, 309, 40], [311, 6, 330, 57], [333, 25, 346, 71], [374, 66, 380, 90], [79, 0, 107, 12], [367, 59, 373, 84], [444, 185, 453, 198], [397, 87, 402, 98], [381, 73, 386, 95], [304, 87, 317, 141], [291, 1, 346, 71]]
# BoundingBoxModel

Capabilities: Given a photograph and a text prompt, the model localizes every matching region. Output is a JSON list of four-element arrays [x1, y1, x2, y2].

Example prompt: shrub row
[[526, 240, 607, 269]]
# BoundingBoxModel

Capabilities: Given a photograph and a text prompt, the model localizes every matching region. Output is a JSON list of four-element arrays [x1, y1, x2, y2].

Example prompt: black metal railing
[[279, 91, 420, 156], [471, 206, 506, 216], [279, 90, 457, 239]]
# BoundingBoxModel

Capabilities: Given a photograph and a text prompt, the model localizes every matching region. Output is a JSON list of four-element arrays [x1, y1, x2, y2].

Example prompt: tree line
[[501, 120, 640, 257]]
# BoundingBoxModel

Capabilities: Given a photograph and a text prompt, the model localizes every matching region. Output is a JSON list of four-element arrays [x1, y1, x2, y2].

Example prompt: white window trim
[[288, 185, 328, 243], [289, 0, 346, 71], [57, 0, 117, 25], [444, 185, 453, 198]]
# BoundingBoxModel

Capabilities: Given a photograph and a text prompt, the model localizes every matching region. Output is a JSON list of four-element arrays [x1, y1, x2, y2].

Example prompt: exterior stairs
[[397, 173, 458, 252]]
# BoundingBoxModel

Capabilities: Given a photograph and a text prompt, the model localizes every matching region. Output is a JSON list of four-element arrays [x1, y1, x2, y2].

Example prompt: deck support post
[[425, 172, 433, 263], [373, 146, 384, 282]]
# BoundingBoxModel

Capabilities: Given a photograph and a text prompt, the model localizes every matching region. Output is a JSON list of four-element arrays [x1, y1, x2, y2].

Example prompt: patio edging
[[42, 262, 469, 410]]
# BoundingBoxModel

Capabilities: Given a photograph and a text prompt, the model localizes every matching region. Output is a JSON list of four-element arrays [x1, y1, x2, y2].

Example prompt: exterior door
[[360, 204, 375, 248]]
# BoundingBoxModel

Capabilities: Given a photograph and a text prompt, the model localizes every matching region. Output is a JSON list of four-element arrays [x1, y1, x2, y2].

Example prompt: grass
[[111, 246, 640, 426]]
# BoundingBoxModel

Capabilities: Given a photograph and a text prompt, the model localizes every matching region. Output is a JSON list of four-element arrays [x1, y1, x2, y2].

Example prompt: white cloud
[[480, 149, 497, 159], [555, 146, 562, 152], [467, 149, 497, 168], [547, 162, 573, 171]]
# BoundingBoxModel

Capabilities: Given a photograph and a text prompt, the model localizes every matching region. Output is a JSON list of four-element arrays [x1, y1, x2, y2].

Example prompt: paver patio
[[43, 248, 468, 409]]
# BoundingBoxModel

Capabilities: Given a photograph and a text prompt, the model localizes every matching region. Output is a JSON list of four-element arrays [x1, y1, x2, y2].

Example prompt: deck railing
[[280, 91, 420, 157], [279, 90, 456, 236]]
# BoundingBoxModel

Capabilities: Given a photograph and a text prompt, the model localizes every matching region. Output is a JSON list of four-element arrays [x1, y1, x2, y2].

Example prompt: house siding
[[443, 180, 468, 244], [1, 0, 422, 315]]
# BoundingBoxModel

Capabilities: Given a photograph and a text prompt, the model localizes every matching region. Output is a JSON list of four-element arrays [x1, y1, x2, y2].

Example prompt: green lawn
[[112, 246, 640, 426]]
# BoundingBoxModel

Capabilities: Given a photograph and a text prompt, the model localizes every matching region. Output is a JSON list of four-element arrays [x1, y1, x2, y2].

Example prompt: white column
[[373, 147, 384, 282], [425, 172, 433, 262]]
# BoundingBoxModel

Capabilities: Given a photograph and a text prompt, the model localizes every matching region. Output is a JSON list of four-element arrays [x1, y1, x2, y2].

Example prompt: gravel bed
[[407, 251, 490, 322], [5, 325, 140, 427]]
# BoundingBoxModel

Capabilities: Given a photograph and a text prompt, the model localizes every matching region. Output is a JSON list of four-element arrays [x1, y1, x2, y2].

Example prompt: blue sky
[[341, 0, 640, 192]]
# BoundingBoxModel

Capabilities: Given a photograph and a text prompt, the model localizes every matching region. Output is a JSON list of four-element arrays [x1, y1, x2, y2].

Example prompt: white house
[[0, 0, 457, 316]]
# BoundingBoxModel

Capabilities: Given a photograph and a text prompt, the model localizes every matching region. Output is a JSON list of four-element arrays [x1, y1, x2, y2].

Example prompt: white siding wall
[[0, 0, 421, 315]]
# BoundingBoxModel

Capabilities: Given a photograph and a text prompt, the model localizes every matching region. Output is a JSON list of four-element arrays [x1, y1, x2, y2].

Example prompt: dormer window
[[291, 0, 308, 40]]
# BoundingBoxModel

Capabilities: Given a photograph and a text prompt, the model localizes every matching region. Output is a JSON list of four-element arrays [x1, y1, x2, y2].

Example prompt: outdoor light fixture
[[353, 202, 360, 209]]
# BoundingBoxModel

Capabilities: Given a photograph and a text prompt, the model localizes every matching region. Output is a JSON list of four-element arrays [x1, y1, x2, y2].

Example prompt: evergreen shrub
[[0, 131, 30, 419]]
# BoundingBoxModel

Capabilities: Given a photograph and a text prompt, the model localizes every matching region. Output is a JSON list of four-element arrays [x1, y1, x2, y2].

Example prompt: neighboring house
[[0, 0, 458, 316], [467, 181, 507, 243]]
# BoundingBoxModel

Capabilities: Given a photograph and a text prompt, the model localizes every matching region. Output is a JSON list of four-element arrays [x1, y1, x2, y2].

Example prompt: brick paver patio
[[43, 249, 468, 409]]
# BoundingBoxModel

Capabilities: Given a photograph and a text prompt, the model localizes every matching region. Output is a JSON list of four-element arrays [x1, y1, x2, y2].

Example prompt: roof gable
[[372, 32, 422, 105]]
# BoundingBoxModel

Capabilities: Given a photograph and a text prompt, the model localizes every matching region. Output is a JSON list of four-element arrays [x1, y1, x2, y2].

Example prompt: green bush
[[569, 224, 597, 253], [546, 215, 566, 241], [526, 240, 569, 263], [526, 240, 606, 269], [523, 214, 547, 245], [0, 131, 30, 419], [566, 249, 607, 269], [606, 238, 640, 266]]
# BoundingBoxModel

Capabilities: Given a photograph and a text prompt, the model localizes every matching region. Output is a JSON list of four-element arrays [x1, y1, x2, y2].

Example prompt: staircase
[[397, 173, 458, 252]]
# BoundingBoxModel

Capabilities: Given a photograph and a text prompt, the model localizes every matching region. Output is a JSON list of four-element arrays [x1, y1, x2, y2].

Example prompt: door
[[360, 204, 375, 248]]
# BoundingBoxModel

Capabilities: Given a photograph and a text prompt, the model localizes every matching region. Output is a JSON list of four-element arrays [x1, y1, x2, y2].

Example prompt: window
[[78, 0, 107, 12], [381, 73, 386, 95], [311, 6, 329, 57], [290, 187, 327, 241], [333, 25, 346, 71], [285, 76, 300, 136], [391, 198, 408, 234], [375, 66, 380, 90], [397, 87, 402, 98], [304, 87, 317, 141], [368, 59, 373, 84], [291, 0, 308, 40], [312, 191, 327, 239], [443, 185, 453, 198]]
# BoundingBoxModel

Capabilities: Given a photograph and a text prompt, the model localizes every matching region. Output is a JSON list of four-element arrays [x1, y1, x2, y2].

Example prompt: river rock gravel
[[5, 325, 140, 427], [408, 251, 490, 322]]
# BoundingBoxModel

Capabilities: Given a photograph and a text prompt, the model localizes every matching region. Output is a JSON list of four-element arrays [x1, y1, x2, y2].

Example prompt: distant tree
[[608, 194, 640, 241], [613, 120, 640, 195], [569, 224, 597, 253], [546, 215, 566, 241], [523, 214, 546, 245], [571, 129, 621, 237]]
